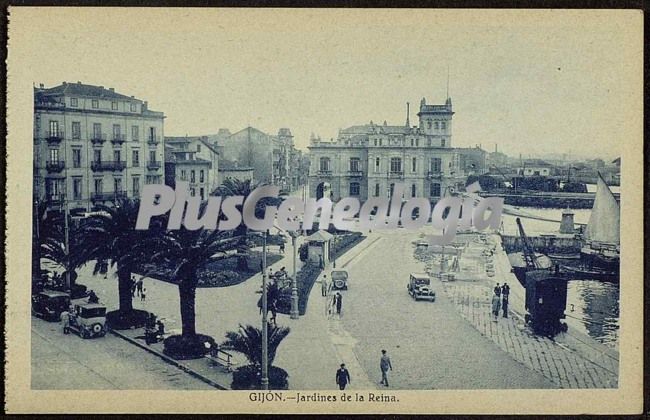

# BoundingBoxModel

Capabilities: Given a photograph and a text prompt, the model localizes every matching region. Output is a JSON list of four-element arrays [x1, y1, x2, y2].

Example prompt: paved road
[[31, 317, 212, 390], [337, 228, 554, 389]]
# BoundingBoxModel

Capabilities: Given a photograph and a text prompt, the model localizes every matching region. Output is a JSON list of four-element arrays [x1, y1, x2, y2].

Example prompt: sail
[[585, 173, 620, 244]]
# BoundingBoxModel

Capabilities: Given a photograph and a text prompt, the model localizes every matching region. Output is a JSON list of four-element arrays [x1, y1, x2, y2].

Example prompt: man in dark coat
[[335, 292, 343, 316], [501, 282, 510, 318], [335, 363, 351, 390]]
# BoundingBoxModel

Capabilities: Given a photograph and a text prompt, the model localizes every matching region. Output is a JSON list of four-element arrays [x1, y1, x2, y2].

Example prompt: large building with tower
[[308, 96, 486, 202], [34, 82, 165, 214]]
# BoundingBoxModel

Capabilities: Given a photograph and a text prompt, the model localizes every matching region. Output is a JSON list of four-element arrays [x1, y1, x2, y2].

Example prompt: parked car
[[407, 273, 435, 301], [331, 270, 349, 290], [68, 302, 107, 339], [31, 290, 71, 321]]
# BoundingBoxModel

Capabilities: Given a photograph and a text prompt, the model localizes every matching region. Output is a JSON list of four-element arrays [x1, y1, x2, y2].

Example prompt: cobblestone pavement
[[32, 317, 212, 390]]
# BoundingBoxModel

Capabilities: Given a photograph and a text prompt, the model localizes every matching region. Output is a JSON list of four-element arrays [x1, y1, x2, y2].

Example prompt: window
[[49, 120, 59, 136], [149, 127, 156, 142], [412, 157, 417, 172], [200, 188, 205, 200], [319, 157, 330, 172], [113, 150, 121, 162], [410, 139, 414, 146], [132, 176, 140, 196], [441, 121, 446, 130], [375, 183, 380, 197], [130, 103, 136, 112], [93, 150, 101, 163], [73, 178, 82, 200], [93, 123, 102, 140], [378, 139, 382, 146], [70, 98, 78, 107], [374, 139, 377, 146], [132, 126, 139, 141], [441, 139, 445, 147], [411, 184, 417, 197], [416, 139, 419, 147], [132, 150, 140, 167], [390, 157, 402, 173], [92, 99, 98, 109], [430, 183, 441, 197], [149, 150, 156, 162], [375, 157, 380, 172], [71, 122, 81, 140], [430, 157, 442, 172], [113, 124, 121, 140], [46, 179, 62, 199], [72, 149, 81, 168], [199, 170, 204, 183], [111, 101, 118, 110], [427, 139, 431, 147], [197, 144, 201, 152], [434, 122, 439, 129], [428, 121, 432, 129], [190, 188, 196, 197], [350, 182, 360, 196], [180, 170, 187, 181], [389, 183, 395, 197], [49, 148, 59, 163], [114, 178, 122, 193], [349, 157, 360, 172], [190, 170, 196, 183], [94, 178, 103, 193]]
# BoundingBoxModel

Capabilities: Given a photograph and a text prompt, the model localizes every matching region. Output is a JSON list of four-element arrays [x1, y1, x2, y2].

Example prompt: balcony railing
[[45, 194, 65, 205], [46, 130, 64, 143], [147, 136, 161, 146], [46, 160, 65, 173], [347, 170, 364, 177], [91, 191, 128, 202], [91, 160, 126, 172], [91, 133, 107, 145], [317, 169, 332, 176], [388, 171, 404, 178], [427, 170, 443, 179], [111, 134, 126, 145], [147, 161, 161, 170]]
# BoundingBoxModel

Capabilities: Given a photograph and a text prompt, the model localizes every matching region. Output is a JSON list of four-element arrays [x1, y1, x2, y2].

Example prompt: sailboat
[[580, 172, 620, 271]]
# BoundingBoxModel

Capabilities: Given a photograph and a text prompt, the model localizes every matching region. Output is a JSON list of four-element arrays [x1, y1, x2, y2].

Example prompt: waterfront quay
[[478, 191, 620, 209]]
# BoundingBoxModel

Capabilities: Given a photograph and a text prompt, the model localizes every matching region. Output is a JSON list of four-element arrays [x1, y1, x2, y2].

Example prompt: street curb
[[109, 329, 228, 390]]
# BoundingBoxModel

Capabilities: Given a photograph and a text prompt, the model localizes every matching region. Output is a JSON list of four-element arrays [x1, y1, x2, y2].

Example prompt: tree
[[82, 198, 153, 328], [222, 324, 290, 368], [213, 179, 282, 271]]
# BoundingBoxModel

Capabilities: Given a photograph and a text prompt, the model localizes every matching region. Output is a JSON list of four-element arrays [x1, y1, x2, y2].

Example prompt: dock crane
[[516, 217, 544, 270]]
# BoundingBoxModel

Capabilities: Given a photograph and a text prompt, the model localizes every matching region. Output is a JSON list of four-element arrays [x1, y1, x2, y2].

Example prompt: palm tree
[[214, 179, 282, 271], [222, 324, 290, 368], [39, 221, 89, 293], [83, 198, 153, 326]]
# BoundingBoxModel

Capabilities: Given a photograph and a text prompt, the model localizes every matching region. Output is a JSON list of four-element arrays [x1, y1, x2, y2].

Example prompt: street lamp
[[288, 231, 299, 319], [260, 229, 269, 390]]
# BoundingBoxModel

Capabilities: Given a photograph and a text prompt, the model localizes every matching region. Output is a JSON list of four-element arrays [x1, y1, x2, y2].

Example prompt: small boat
[[547, 253, 581, 260], [560, 264, 619, 281], [581, 173, 620, 271]]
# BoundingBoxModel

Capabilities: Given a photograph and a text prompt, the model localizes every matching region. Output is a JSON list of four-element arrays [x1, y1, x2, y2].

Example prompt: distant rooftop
[[35, 81, 138, 101]]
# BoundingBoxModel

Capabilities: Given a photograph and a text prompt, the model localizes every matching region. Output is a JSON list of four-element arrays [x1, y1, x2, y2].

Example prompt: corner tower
[[417, 96, 454, 147]]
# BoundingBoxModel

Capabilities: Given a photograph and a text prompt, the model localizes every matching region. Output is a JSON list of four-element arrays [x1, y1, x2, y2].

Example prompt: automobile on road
[[68, 302, 107, 339], [31, 290, 71, 321], [331, 270, 349, 290], [407, 273, 436, 301]]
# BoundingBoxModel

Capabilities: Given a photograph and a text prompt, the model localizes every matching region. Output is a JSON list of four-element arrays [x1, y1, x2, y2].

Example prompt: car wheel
[[91, 323, 103, 335], [81, 329, 89, 339]]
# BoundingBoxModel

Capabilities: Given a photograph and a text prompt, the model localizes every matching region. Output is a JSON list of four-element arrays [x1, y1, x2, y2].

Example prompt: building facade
[[34, 82, 165, 214], [164, 136, 220, 193], [218, 159, 255, 185], [308, 97, 486, 202]]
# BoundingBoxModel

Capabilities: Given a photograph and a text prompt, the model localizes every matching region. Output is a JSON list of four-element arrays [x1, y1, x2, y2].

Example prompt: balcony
[[317, 170, 332, 177], [347, 170, 364, 178], [91, 160, 126, 172], [45, 194, 65, 205], [147, 161, 161, 170], [91, 134, 107, 146], [388, 171, 404, 178], [46, 130, 64, 144], [147, 136, 161, 146], [91, 191, 128, 203], [111, 134, 126, 145], [46, 160, 65, 173], [427, 171, 443, 179]]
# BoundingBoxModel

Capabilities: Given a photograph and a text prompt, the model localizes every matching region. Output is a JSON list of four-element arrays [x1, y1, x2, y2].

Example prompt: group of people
[[491, 282, 510, 321], [335, 349, 393, 390], [321, 275, 343, 317], [129, 276, 146, 302]]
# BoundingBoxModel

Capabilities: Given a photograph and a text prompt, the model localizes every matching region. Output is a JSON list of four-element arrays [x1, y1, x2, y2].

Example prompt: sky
[[10, 8, 642, 159]]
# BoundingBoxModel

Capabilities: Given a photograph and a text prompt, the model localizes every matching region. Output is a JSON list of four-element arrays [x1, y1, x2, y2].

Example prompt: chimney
[[77, 81, 81, 84], [405, 102, 410, 127], [62, 82, 67, 85], [99, 86, 104, 89], [109, 87, 114, 92], [39, 83, 44, 88]]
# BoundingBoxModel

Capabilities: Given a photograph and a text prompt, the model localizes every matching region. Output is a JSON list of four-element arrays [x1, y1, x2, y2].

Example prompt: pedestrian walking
[[136, 278, 144, 297], [60, 308, 70, 334], [502, 294, 509, 318], [335, 292, 343, 316], [501, 282, 510, 302], [491, 291, 501, 321], [380, 349, 393, 386], [130, 277, 137, 297], [88, 290, 99, 304], [321, 275, 328, 297], [141, 288, 146, 302], [494, 283, 501, 297], [335, 363, 351, 390], [279, 242, 285, 254]]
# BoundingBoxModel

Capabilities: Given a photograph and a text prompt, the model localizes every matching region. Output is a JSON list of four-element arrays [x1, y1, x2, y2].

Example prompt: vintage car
[[68, 302, 107, 339], [31, 290, 71, 321], [407, 273, 436, 301], [331, 270, 349, 290]]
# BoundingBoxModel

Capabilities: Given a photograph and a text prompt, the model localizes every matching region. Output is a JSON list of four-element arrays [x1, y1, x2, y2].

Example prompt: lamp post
[[261, 229, 269, 390], [289, 231, 299, 319]]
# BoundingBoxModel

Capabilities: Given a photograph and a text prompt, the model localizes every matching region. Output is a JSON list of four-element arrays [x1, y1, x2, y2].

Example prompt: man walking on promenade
[[491, 290, 501, 322], [321, 275, 328, 297], [136, 278, 144, 297], [494, 283, 501, 297], [380, 349, 393, 387], [335, 292, 343, 316], [60, 307, 70, 334], [501, 282, 510, 318], [336, 363, 351, 390]]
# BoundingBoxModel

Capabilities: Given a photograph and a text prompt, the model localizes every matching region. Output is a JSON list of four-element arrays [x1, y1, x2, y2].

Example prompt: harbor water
[[499, 191, 620, 349]]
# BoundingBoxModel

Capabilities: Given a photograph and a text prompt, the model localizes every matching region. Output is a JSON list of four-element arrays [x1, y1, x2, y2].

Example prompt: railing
[[147, 136, 161, 145], [91, 191, 128, 202], [46, 130, 64, 143], [45, 194, 65, 205], [347, 170, 364, 177], [317, 170, 332, 176], [91, 161, 126, 172], [388, 171, 404, 178], [427, 170, 443, 179], [111, 134, 126, 145], [147, 161, 161, 170], [35, 101, 66, 109], [91, 133, 107, 145], [46, 161, 65, 173]]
